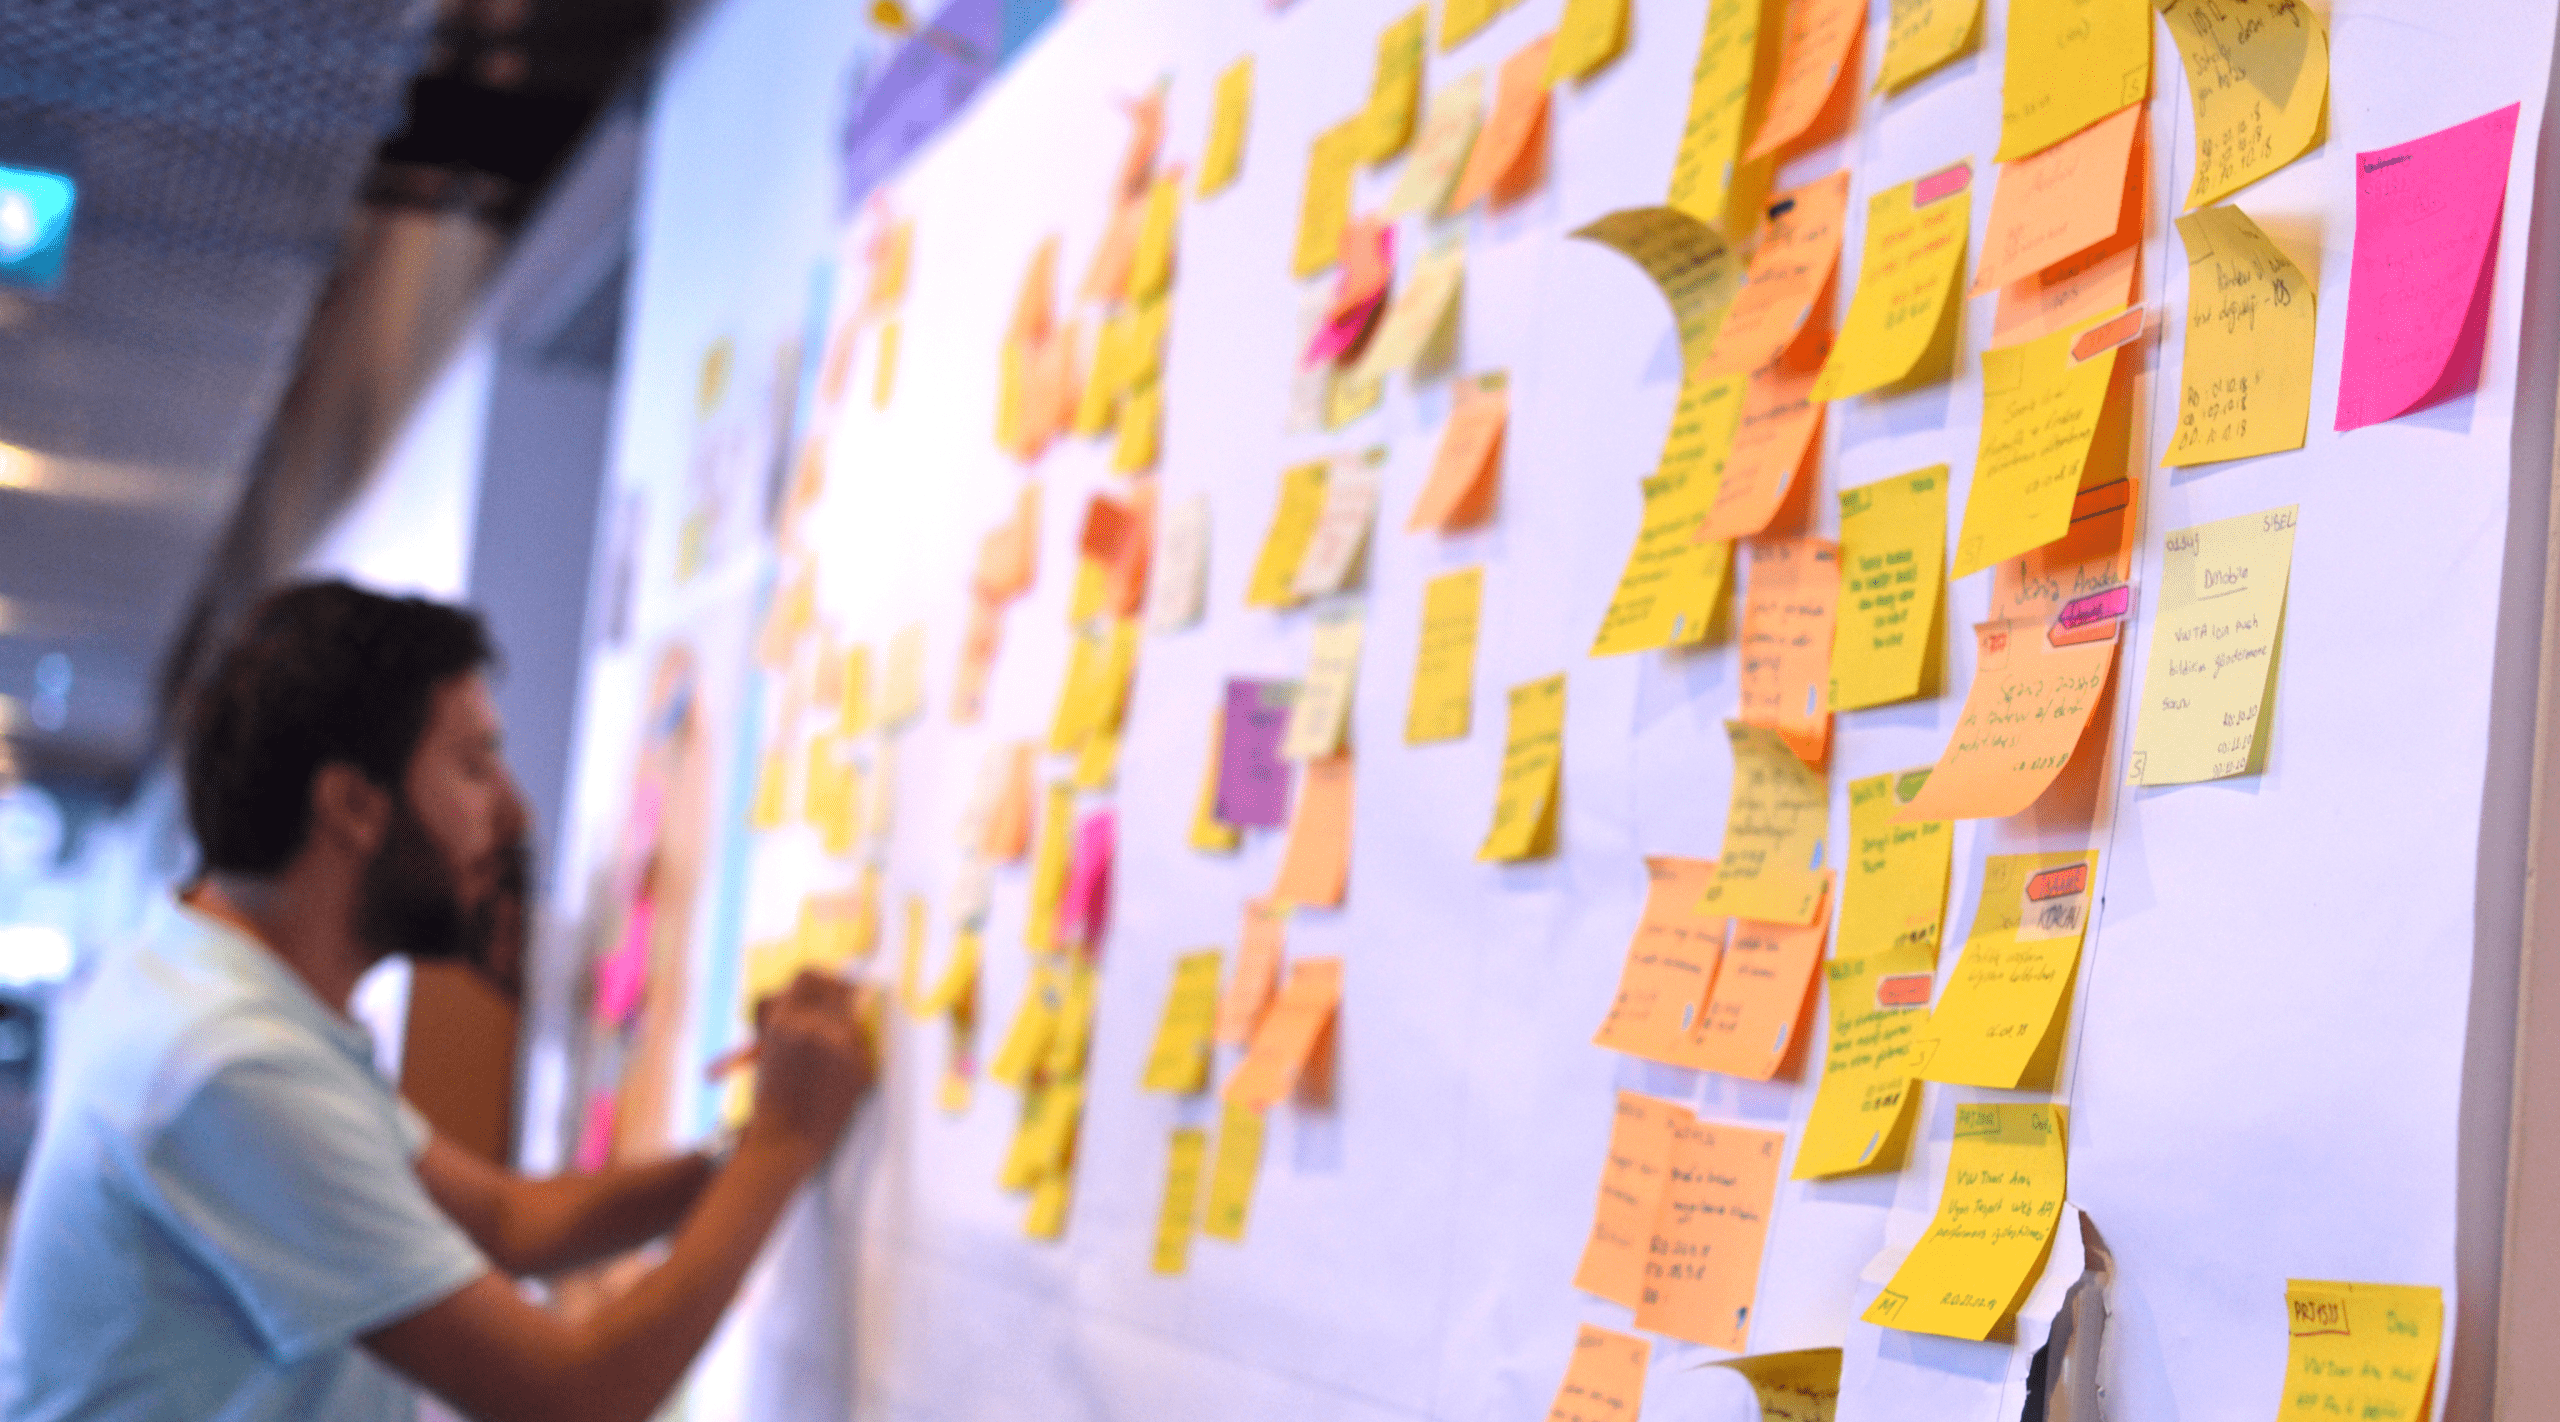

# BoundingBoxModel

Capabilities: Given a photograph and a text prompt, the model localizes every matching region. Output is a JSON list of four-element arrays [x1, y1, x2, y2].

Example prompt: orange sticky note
[[1974, 103, 2143, 296], [1573, 1092, 1687, 1307], [1446, 35, 1554, 213], [1743, 0, 1864, 162], [1273, 755, 1355, 909], [1990, 234, 2142, 349], [984, 742, 1036, 862], [1594, 856, 1729, 1064], [1898, 621, 2120, 822], [1410, 374, 1508, 531], [1989, 476, 2138, 645], [1634, 1114, 1786, 1349], [1701, 337, 1828, 541], [1700, 171, 1851, 379], [1678, 888, 1831, 1080], [1547, 1324, 1652, 1422], [1739, 538, 1839, 768], [1224, 956, 1342, 1110], [1216, 897, 1288, 1045]]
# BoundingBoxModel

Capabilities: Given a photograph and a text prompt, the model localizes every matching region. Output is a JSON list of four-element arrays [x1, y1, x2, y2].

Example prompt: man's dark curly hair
[[184, 580, 495, 875]]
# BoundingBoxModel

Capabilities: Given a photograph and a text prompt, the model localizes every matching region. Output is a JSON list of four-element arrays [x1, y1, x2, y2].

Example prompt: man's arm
[[417, 1134, 716, 1277], [365, 972, 871, 1422]]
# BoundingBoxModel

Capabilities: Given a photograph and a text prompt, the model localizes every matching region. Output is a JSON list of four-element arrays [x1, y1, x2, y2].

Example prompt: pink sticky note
[[1304, 220, 1395, 368], [573, 1090, 617, 1174], [1059, 810, 1117, 949], [593, 898, 653, 1027], [2337, 104, 2520, 432]]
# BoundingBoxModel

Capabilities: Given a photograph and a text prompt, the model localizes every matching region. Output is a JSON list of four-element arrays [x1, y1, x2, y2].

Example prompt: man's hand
[[740, 971, 877, 1172]]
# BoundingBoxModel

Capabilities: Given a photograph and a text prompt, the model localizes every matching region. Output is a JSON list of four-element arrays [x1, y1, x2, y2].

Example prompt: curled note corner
[[2025, 1209, 2115, 1422]]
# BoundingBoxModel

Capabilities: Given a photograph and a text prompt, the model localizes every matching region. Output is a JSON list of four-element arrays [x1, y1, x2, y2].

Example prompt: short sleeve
[[142, 1053, 490, 1363]]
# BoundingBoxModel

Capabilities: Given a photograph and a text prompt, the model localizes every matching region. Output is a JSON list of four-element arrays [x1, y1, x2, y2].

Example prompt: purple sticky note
[[592, 898, 653, 1027], [1217, 678, 1297, 827], [2337, 103, 2520, 431], [1060, 810, 1116, 949]]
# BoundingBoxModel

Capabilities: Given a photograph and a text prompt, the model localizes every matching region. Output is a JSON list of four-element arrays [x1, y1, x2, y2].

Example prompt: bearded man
[[0, 581, 874, 1422]]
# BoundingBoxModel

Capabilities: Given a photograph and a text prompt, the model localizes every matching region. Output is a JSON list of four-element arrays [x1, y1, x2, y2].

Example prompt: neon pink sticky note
[[2337, 104, 2520, 431], [573, 1090, 617, 1173], [1060, 810, 1116, 948], [593, 899, 653, 1027], [1304, 220, 1395, 368]]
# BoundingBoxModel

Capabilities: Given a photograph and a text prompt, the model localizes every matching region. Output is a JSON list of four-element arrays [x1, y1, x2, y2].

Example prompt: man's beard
[[353, 799, 528, 973]]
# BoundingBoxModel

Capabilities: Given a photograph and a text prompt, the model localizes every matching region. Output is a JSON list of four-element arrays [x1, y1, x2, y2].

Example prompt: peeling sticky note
[[2129, 504, 2296, 785], [1217, 897, 1288, 1045], [1273, 754, 1355, 909], [1877, 0, 1981, 93], [1293, 452, 1384, 598], [1832, 468, 1947, 711], [1356, 240, 1466, 384], [1408, 567, 1484, 744], [1837, 769, 1952, 962], [1737, 538, 1838, 768], [2278, 1281, 2443, 1422], [1745, 0, 1863, 163], [1223, 956, 1341, 1110], [1915, 850, 2096, 1089], [1679, 890, 1831, 1080], [1591, 373, 1743, 657], [1201, 1101, 1267, 1241], [1571, 206, 1742, 377], [1667, 0, 1779, 232], [1974, 102, 2143, 296], [1713, 1350, 1843, 1422], [1998, 0, 2149, 161], [1702, 336, 1825, 541], [1988, 475, 2137, 642], [1953, 307, 2133, 578], [1990, 231, 2142, 348], [1594, 855, 1729, 1063], [1795, 928, 1935, 1178], [1549, 0, 1630, 84], [1446, 33, 1554, 212], [1410, 372, 1505, 531], [1574, 1092, 1687, 1307], [1127, 173, 1182, 305], [2337, 104, 2519, 432], [1248, 461, 1330, 608], [1702, 721, 1829, 925], [1866, 1102, 2068, 1339], [1812, 162, 1971, 400], [1480, 674, 1566, 861], [1386, 73, 1486, 219], [1362, 8, 1429, 163], [1634, 1114, 1785, 1349], [1546, 1324, 1651, 1422], [2165, 206, 2315, 465], [1700, 171, 1850, 379], [1199, 57, 1254, 197], [1898, 621, 2117, 821], [2159, 0, 2328, 209]]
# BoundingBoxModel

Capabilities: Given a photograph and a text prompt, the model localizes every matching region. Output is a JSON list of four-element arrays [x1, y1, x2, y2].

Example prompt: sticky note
[[1441, 0, 1517, 51], [1408, 568, 1484, 744], [1546, 1324, 1650, 1421], [989, 959, 1065, 1086], [1362, 9, 1429, 162], [1190, 707, 1243, 855], [1711, 1349, 1842, 1422], [838, 643, 875, 736], [1634, 1114, 1785, 1349], [1574, 1092, 1687, 1306], [1973, 103, 2142, 297], [1325, 356, 1385, 429], [2129, 505, 2297, 785], [1998, 0, 2149, 161], [1127, 174, 1182, 306], [1679, 891, 1830, 1080], [1199, 57, 1253, 197], [920, 927, 981, 1019], [1201, 1100, 1267, 1241], [1112, 379, 1161, 474], [1058, 810, 1115, 951], [1294, 117, 1364, 279], [1285, 604, 1365, 760], [1409, 372, 1505, 531], [1307, 219, 1395, 369], [1356, 240, 1467, 385], [1700, 171, 1850, 379], [1445, 34, 1553, 213], [1026, 780, 1077, 951], [1385, 73, 1486, 219], [1991, 230, 2142, 349], [1745, 0, 1862, 162], [1151, 1127, 1207, 1275], [1916, 850, 2096, 1088], [896, 896, 929, 1008], [1877, 0, 1980, 93], [1866, 1102, 2068, 1339], [1571, 206, 1742, 377], [1273, 754, 1355, 909], [2278, 1281, 2443, 1422], [1248, 461, 1330, 608], [1550, 0, 1629, 82], [1898, 621, 2117, 821], [1667, 0, 1778, 232], [1479, 674, 1565, 861], [1023, 1167, 1071, 1239], [1144, 491, 1209, 634], [953, 599, 1001, 724], [2164, 207, 2315, 466], [1702, 721, 1829, 924], [1293, 452, 1384, 597], [1794, 929, 1935, 1177], [1701, 337, 1825, 540], [1082, 195, 1144, 309], [984, 741, 1036, 862], [1591, 373, 1743, 657], [1141, 952, 1221, 1094], [870, 320, 900, 408], [1988, 475, 2137, 642], [1047, 620, 1112, 752], [1737, 538, 1839, 768], [1218, 897, 1289, 1045], [2160, 0, 2328, 208], [1224, 956, 1342, 1110], [1594, 856, 1728, 1064], [1832, 468, 1948, 711], [1812, 162, 1972, 400], [1837, 769, 1952, 961], [2338, 104, 2519, 431], [1953, 307, 2133, 578], [1216, 678, 1296, 828], [1002, 1076, 1085, 1190], [1040, 961, 1100, 1081]]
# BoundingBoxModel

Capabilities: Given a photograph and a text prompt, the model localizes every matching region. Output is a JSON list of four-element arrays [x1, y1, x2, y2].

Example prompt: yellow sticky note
[[1141, 951, 1222, 1093], [1200, 57, 1253, 197], [2128, 505, 2297, 785], [1866, 1102, 2067, 1340], [1590, 373, 1743, 657], [1877, 0, 1980, 92], [1026, 780, 1076, 952], [1836, 769, 1951, 962], [1247, 461, 1330, 608], [1998, 0, 2150, 161], [1151, 1127, 1208, 1275], [1811, 164, 1972, 400], [751, 746, 788, 830], [1385, 73, 1486, 219], [1546, 1324, 1650, 1421], [1794, 932, 1935, 1177], [1354, 241, 1466, 385], [1283, 602, 1365, 760], [1201, 1100, 1267, 1241], [1048, 621, 1110, 753], [1832, 468, 1947, 710], [1294, 117, 1365, 279], [882, 621, 927, 728], [1441, 0, 1517, 51], [1325, 360, 1384, 429], [839, 643, 874, 736], [2163, 206, 2316, 466], [1569, 206, 1742, 376], [1548, 0, 1630, 84], [1712, 1349, 1843, 1422], [2160, 0, 2328, 208], [989, 959, 1066, 1087], [1127, 175, 1182, 306], [2278, 1281, 2443, 1422], [1041, 959, 1100, 1080], [1112, 378, 1162, 474], [1363, 9, 1429, 162], [1002, 1076, 1085, 1189], [1916, 850, 2096, 1089], [921, 927, 982, 1018], [872, 319, 900, 408], [896, 894, 928, 1009], [1953, 308, 2131, 578], [1408, 567, 1484, 744], [1191, 707, 1243, 855], [1024, 1166, 1072, 1239], [1701, 721, 1829, 925], [1666, 0, 1779, 233], [1479, 674, 1565, 862]]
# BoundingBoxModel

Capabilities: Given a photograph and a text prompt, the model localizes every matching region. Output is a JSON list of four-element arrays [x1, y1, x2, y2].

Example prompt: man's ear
[[309, 762, 393, 859]]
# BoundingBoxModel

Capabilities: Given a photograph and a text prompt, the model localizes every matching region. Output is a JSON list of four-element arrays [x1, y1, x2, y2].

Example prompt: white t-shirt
[[0, 899, 489, 1421]]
